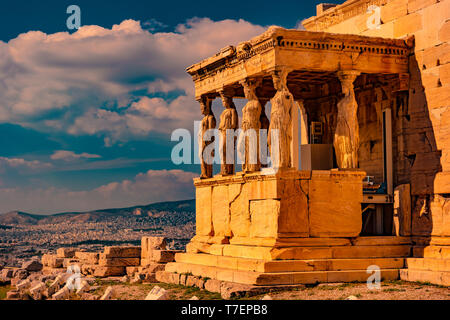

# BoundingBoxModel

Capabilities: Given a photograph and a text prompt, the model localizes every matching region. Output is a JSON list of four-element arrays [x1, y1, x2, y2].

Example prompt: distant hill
[[0, 199, 195, 226], [0, 211, 45, 225]]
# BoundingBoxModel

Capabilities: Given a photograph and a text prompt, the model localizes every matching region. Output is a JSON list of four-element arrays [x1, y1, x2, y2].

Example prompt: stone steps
[[406, 258, 450, 272], [400, 269, 450, 286], [413, 246, 450, 259], [226, 236, 412, 247], [212, 244, 411, 260], [174, 238, 412, 286], [165, 261, 399, 286], [401, 255, 450, 286], [175, 253, 405, 273]]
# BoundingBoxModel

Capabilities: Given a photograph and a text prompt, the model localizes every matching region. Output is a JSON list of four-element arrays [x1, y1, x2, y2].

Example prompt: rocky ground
[[257, 281, 450, 300], [2, 270, 449, 300], [1, 241, 448, 301], [99, 279, 450, 300], [91, 279, 450, 300]]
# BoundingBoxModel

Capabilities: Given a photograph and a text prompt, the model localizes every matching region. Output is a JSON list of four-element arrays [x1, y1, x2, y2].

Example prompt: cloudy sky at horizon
[[0, 0, 325, 214]]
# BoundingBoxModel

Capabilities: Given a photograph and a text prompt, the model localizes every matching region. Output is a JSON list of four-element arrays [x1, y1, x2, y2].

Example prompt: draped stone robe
[[219, 107, 239, 175], [269, 88, 294, 170]]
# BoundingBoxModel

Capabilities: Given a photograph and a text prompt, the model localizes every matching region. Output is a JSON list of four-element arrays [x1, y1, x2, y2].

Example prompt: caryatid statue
[[259, 99, 270, 168], [219, 91, 239, 176], [334, 71, 361, 169], [198, 96, 216, 179], [268, 69, 294, 170], [238, 79, 262, 173]]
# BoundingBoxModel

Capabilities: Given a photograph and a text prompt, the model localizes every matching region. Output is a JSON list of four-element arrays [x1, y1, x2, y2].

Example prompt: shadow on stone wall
[[404, 49, 442, 247]]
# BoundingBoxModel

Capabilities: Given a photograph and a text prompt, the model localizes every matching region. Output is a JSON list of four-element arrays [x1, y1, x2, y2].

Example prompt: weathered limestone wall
[[304, 0, 450, 238], [194, 171, 310, 244]]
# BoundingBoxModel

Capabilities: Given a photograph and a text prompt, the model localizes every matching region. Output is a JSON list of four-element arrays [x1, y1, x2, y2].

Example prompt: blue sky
[[0, 0, 331, 214]]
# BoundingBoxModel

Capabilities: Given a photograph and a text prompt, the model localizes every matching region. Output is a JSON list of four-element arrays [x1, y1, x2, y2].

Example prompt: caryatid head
[[198, 96, 212, 116], [337, 71, 360, 96], [220, 90, 236, 110], [240, 79, 260, 100], [272, 68, 290, 92]]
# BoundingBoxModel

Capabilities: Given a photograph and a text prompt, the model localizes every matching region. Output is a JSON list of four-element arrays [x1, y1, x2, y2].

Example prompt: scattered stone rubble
[[29, 282, 46, 300], [53, 286, 70, 300], [3, 236, 181, 300], [76, 280, 90, 294], [156, 271, 305, 299], [40, 236, 181, 281], [22, 260, 43, 272], [145, 285, 169, 300], [2, 235, 285, 300], [100, 286, 115, 300]]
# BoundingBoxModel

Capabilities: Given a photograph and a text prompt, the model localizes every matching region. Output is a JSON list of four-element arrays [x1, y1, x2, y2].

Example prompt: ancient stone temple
[[163, 0, 450, 288]]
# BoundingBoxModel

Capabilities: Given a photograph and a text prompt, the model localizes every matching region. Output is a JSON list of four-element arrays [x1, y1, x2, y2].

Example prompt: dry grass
[[0, 285, 11, 300], [244, 280, 450, 300], [83, 279, 450, 301], [1, 280, 448, 300]]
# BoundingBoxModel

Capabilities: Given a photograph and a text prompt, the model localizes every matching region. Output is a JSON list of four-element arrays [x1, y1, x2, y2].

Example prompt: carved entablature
[[186, 27, 411, 99], [303, 0, 389, 31]]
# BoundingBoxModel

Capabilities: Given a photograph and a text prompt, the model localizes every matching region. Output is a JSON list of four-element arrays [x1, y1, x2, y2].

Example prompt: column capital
[[219, 87, 235, 100], [240, 78, 261, 100], [270, 67, 294, 92], [196, 95, 215, 106], [220, 90, 237, 110], [269, 66, 293, 77], [337, 70, 361, 94], [239, 77, 262, 89], [337, 70, 361, 82]]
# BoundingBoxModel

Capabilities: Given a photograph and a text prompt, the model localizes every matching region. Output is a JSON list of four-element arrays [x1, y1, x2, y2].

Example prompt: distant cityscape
[[0, 200, 196, 268]]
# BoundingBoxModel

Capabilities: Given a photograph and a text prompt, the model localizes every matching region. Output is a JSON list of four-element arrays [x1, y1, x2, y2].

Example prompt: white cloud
[[0, 18, 265, 213], [0, 18, 266, 140], [68, 94, 199, 137], [0, 169, 196, 214], [50, 150, 101, 161], [0, 156, 51, 172]]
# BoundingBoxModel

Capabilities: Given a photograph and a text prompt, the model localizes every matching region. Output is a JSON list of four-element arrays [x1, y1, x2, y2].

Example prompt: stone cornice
[[193, 169, 312, 187], [186, 27, 411, 99], [186, 36, 276, 81], [193, 168, 366, 187]]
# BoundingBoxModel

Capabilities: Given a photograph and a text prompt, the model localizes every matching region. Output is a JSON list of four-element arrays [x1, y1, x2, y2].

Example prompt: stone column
[[198, 96, 216, 179], [259, 98, 270, 168], [219, 90, 239, 176], [297, 100, 308, 145], [269, 68, 295, 170], [238, 78, 262, 173], [334, 70, 361, 169], [290, 100, 299, 169]]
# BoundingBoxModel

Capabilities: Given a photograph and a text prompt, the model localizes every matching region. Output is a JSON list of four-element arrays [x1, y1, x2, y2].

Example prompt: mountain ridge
[[0, 199, 195, 226]]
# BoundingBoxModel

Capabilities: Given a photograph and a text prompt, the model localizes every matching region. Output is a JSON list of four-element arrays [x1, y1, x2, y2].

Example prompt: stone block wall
[[193, 169, 365, 244]]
